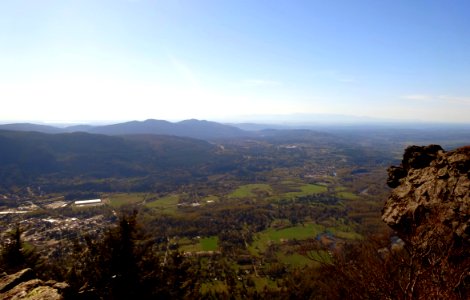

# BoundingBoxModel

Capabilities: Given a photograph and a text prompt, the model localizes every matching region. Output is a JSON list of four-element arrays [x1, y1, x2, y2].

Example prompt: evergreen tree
[[0, 223, 39, 273]]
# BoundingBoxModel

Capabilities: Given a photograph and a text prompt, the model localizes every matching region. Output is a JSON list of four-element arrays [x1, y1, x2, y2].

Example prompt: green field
[[227, 182, 327, 202], [250, 223, 325, 253], [108, 193, 147, 208], [200, 236, 219, 251], [180, 236, 219, 252], [281, 184, 328, 199], [145, 194, 179, 214], [228, 184, 273, 198], [337, 191, 360, 200]]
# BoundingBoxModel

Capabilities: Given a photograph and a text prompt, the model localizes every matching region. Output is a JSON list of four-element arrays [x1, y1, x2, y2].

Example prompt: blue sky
[[1, 0, 469, 123]]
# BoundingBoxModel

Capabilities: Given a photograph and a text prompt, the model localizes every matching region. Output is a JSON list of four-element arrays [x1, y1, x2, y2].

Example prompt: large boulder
[[383, 145, 470, 245]]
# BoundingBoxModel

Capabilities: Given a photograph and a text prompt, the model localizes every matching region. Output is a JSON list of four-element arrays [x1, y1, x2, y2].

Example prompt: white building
[[74, 199, 102, 207]]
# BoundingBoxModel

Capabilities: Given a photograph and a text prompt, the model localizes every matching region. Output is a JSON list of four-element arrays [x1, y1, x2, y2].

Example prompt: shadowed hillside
[[0, 130, 230, 193]]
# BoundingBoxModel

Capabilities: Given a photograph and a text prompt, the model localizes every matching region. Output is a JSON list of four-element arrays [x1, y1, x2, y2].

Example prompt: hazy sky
[[1, 0, 469, 123]]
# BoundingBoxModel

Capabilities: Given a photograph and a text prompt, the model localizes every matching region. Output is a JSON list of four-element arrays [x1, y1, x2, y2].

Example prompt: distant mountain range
[[0, 123, 65, 134], [0, 119, 252, 140], [1, 118, 469, 194]]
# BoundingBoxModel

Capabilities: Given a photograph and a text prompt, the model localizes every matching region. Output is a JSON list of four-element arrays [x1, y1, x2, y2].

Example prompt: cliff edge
[[382, 145, 469, 298], [383, 145, 469, 245]]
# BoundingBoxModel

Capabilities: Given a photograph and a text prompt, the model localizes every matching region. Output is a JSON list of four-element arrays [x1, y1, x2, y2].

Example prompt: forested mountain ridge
[[0, 123, 64, 134], [0, 130, 230, 193], [0, 119, 252, 140]]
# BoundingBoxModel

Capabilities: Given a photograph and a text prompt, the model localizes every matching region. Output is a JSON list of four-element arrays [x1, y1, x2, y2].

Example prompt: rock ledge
[[0, 268, 69, 300], [383, 145, 470, 246]]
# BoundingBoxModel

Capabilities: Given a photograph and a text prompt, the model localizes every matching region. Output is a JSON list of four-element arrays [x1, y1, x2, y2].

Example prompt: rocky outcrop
[[0, 268, 69, 299], [382, 145, 470, 298], [383, 145, 469, 245]]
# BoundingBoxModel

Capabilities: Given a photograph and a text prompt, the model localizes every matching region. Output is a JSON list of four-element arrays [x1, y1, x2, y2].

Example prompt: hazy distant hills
[[0, 119, 252, 140], [88, 119, 251, 139], [0, 123, 64, 134]]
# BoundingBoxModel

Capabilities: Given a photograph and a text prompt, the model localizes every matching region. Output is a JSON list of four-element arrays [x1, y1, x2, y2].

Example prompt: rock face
[[0, 268, 69, 300], [383, 144, 470, 247]]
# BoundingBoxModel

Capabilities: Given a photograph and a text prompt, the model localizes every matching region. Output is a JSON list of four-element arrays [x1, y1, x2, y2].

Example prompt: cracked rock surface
[[383, 145, 470, 246]]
